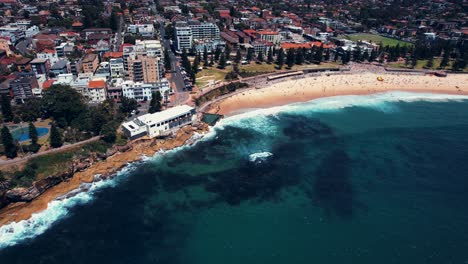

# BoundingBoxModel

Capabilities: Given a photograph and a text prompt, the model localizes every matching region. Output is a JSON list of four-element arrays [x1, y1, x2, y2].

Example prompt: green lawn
[[195, 62, 342, 88], [388, 58, 467, 71], [343, 33, 413, 47], [196, 67, 229, 88], [240, 63, 277, 72]]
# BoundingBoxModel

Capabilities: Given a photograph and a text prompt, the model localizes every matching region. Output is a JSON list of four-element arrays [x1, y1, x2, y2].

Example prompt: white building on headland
[[122, 105, 196, 139]]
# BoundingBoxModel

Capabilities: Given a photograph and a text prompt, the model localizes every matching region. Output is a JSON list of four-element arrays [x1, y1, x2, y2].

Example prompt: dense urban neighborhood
[[0, 0, 466, 216], [0, 0, 468, 260]]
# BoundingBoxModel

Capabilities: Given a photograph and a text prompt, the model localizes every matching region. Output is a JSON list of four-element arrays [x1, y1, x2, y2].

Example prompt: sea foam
[[1, 91, 467, 249], [215, 91, 468, 130], [0, 166, 135, 249], [249, 152, 273, 163]]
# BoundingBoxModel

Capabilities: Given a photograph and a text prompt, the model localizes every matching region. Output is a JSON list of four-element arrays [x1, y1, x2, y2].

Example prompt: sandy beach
[[208, 73, 468, 116], [1, 71, 467, 228]]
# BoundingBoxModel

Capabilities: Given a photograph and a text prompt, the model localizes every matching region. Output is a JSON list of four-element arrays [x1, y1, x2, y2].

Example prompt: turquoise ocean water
[[1, 92, 468, 263]]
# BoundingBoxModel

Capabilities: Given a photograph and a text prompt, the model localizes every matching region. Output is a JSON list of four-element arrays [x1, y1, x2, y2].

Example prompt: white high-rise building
[[174, 22, 193, 53], [188, 22, 220, 41]]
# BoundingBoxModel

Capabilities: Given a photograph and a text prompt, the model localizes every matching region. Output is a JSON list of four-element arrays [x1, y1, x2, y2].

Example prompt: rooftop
[[137, 105, 194, 126], [88, 79, 106, 89]]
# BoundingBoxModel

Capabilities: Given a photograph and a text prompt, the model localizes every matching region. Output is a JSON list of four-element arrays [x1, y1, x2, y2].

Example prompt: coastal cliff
[[0, 123, 209, 226]]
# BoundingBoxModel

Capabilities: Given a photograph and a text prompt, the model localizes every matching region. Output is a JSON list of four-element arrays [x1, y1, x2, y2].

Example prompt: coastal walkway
[[0, 136, 101, 168]]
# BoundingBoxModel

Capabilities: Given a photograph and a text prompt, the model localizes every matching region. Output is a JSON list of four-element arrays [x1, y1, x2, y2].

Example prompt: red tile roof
[[257, 30, 279, 35], [88, 80, 106, 89], [42, 79, 56, 90], [103, 52, 123, 59]]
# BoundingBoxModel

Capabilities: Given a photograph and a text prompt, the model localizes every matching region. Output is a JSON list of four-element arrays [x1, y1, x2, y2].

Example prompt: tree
[[1, 94, 13, 122], [246, 48, 254, 61], [369, 49, 378, 62], [28, 122, 38, 145], [267, 48, 273, 64], [324, 49, 330, 61], [362, 50, 369, 62], [1, 126, 17, 158], [164, 49, 172, 71], [49, 123, 63, 148], [181, 48, 191, 71], [224, 45, 231, 59], [120, 97, 138, 114], [286, 48, 295, 68], [42, 84, 86, 127], [109, 10, 118, 31], [214, 46, 221, 61], [192, 53, 200, 74], [149, 91, 162, 114], [218, 53, 226, 69], [295, 48, 304, 65], [353, 46, 361, 62], [203, 46, 209, 66], [164, 23, 174, 40], [209, 54, 214, 66], [276, 48, 285, 68], [439, 50, 449, 68], [425, 56, 434, 68], [257, 50, 264, 63], [0, 171, 5, 182], [235, 49, 241, 63], [314, 45, 323, 63], [101, 122, 117, 143]]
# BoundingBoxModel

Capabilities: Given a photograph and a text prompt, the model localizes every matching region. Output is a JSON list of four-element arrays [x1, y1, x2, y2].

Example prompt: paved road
[[113, 16, 124, 52], [0, 136, 101, 167], [159, 23, 190, 105]]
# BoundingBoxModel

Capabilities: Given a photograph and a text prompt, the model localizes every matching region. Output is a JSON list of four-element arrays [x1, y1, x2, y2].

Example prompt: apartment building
[[121, 79, 170, 101], [36, 49, 59, 65], [174, 22, 193, 52], [30, 58, 50, 76], [257, 30, 281, 45], [134, 40, 163, 58], [82, 53, 99, 73], [87, 79, 107, 103], [127, 56, 161, 83], [188, 21, 220, 40], [127, 24, 154, 37], [110, 58, 125, 78], [9, 73, 39, 103]]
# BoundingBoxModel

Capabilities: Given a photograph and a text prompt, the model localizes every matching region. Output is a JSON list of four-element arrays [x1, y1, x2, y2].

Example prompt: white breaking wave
[[0, 166, 135, 249], [249, 152, 273, 162], [215, 91, 468, 131], [1, 91, 466, 249]]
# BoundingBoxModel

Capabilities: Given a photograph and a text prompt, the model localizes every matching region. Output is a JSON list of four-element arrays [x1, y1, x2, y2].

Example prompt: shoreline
[[0, 123, 209, 227], [1, 71, 467, 229], [206, 72, 468, 116]]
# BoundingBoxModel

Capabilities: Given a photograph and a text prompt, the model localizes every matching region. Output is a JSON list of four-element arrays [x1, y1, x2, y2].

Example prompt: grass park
[[343, 33, 413, 47], [195, 62, 340, 89]]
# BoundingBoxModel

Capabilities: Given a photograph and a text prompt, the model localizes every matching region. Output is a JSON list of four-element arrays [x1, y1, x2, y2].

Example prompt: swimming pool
[[11, 127, 49, 142]]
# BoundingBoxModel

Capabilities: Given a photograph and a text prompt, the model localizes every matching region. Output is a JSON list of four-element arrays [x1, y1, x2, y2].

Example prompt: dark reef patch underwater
[[1, 92, 468, 264]]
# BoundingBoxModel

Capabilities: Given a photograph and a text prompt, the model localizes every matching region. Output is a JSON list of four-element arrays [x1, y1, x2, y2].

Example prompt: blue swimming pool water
[[11, 127, 49, 141]]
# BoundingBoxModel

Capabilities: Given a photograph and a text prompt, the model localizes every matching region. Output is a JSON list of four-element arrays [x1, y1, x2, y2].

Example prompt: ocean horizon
[[1, 91, 468, 263]]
